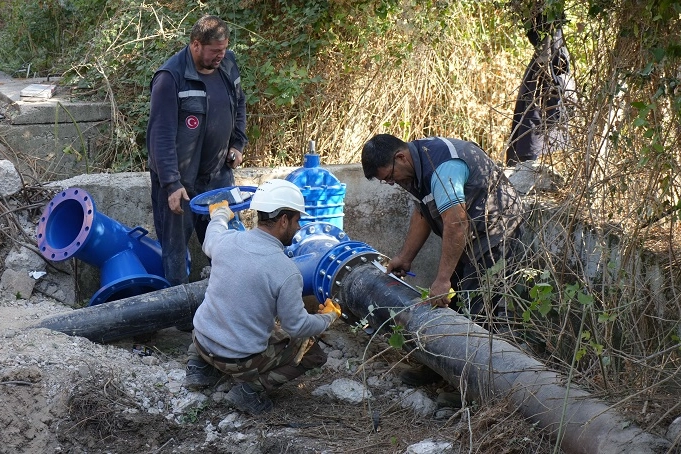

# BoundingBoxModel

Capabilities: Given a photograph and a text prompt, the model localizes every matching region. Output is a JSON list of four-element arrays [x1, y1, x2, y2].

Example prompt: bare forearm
[[436, 214, 467, 282], [397, 208, 431, 262], [431, 204, 468, 306], [387, 208, 431, 275]]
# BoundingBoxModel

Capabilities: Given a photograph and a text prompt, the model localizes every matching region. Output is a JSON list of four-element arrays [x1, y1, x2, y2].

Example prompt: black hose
[[35, 280, 207, 343]]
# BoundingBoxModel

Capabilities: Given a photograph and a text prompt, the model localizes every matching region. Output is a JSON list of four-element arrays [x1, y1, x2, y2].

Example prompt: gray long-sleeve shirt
[[193, 213, 333, 359]]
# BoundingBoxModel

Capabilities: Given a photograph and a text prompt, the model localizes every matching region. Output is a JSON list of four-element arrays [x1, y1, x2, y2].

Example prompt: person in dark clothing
[[505, 13, 576, 166], [147, 15, 247, 286], [362, 134, 526, 386]]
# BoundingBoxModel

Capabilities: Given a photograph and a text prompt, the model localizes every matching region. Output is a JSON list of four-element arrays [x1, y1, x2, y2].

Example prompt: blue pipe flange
[[89, 249, 170, 306], [314, 242, 382, 302], [36, 187, 171, 306], [286, 221, 348, 258], [36, 187, 96, 261]]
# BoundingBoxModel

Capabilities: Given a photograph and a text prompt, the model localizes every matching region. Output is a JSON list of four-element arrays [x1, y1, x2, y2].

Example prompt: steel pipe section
[[36, 187, 170, 306], [338, 264, 671, 454]]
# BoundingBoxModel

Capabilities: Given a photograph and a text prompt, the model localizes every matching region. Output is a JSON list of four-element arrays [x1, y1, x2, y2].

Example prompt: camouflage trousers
[[190, 328, 326, 392]]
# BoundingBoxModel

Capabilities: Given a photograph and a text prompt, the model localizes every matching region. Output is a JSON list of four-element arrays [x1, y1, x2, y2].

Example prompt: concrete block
[[0, 73, 60, 103], [47, 172, 155, 233], [0, 121, 111, 180], [506, 160, 562, 195], [0, 159, 22, 196], [6, 100, 111, 125], [0, 269, 36, 299]]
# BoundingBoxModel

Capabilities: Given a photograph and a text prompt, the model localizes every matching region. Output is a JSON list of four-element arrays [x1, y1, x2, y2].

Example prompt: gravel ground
[[0, 285, 563, 454]]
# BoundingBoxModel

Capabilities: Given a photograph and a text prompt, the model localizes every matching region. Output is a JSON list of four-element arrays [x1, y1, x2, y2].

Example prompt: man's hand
[[208, 200, 234, 220], [227, 147, 243, 169], [168, 188, 190, 215], [429, 278, 455, 308], [318, 298, 342, 322], [386, 255, 412, 278]]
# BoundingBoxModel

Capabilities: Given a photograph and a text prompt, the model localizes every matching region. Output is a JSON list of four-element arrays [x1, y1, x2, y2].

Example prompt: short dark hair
[[361, 134, 408, 180], [257, 209, 298, 226], [190, 15, 230, 45]]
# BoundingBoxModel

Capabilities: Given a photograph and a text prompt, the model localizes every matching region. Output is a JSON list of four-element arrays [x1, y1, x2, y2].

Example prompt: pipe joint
[[285, 222, 380, 303], [36, 188, 170, 306]]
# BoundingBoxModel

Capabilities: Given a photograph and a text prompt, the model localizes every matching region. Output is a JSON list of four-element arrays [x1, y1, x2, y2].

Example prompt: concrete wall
[[524, 202, 680, 321], [0, 121, 111, 179], [0, 73, 112, 180]]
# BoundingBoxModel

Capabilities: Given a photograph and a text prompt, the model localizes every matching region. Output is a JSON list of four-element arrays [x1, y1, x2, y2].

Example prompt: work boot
[[183, 358, 223, 390], [225, 383, 273, 415], [399, 364, 442, 387]]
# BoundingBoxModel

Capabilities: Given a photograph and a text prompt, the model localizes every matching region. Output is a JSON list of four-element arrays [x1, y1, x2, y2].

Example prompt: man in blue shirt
[[362, 134, 526, 385]]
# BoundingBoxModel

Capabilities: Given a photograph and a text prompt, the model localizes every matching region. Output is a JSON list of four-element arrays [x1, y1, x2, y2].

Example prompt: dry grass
[[245, 2, 529, 167], [64, 368, 140, 440]]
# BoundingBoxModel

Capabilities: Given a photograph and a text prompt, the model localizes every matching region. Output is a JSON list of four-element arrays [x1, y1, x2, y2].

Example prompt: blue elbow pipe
[[286, 222, 383, 303], [36, 188, 170, 306]]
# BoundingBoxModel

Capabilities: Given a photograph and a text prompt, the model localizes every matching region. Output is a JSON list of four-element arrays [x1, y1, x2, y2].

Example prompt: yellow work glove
[[318, 298, 342, 322], [208, 200, 234, 220]]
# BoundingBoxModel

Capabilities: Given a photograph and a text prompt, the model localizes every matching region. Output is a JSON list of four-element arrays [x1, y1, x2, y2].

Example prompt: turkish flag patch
[[185, 115, 199, 129]]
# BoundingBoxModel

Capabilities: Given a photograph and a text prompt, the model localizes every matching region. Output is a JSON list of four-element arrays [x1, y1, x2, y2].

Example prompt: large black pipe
[[339, 263, 671, 454], [36, 280, 207, 343]]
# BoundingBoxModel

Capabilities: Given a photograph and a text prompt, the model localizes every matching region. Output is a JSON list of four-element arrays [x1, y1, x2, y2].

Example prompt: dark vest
[[407, 137, 523, 261], [149, 46, 243, 195]]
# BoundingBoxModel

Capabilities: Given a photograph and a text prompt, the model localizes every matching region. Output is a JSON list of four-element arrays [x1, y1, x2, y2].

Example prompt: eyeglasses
[[379, 155, 397, 184]]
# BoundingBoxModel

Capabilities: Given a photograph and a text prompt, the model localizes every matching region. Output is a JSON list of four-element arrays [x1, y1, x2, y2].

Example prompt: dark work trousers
[[449, 226, 525, 331], [150, 169, 209, 286]]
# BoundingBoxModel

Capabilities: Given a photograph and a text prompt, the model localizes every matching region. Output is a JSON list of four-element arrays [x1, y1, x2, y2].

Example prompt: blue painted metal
[[286, 221, 382, 303], [189, 185, 257, 231], [36, 187, 170, 306], [285, 154, 346, 229]]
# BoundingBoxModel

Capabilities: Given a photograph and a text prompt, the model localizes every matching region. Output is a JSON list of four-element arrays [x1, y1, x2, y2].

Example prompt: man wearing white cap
[[184, 179, 341, 415]]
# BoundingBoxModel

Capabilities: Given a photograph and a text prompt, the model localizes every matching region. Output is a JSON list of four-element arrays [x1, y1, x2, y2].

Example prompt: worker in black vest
[[147, 15, 247, 288], [362, 134, 526, 386]]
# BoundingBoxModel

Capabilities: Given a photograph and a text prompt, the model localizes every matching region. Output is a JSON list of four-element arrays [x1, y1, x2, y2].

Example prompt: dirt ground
[[0, 288, 564, 454]]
